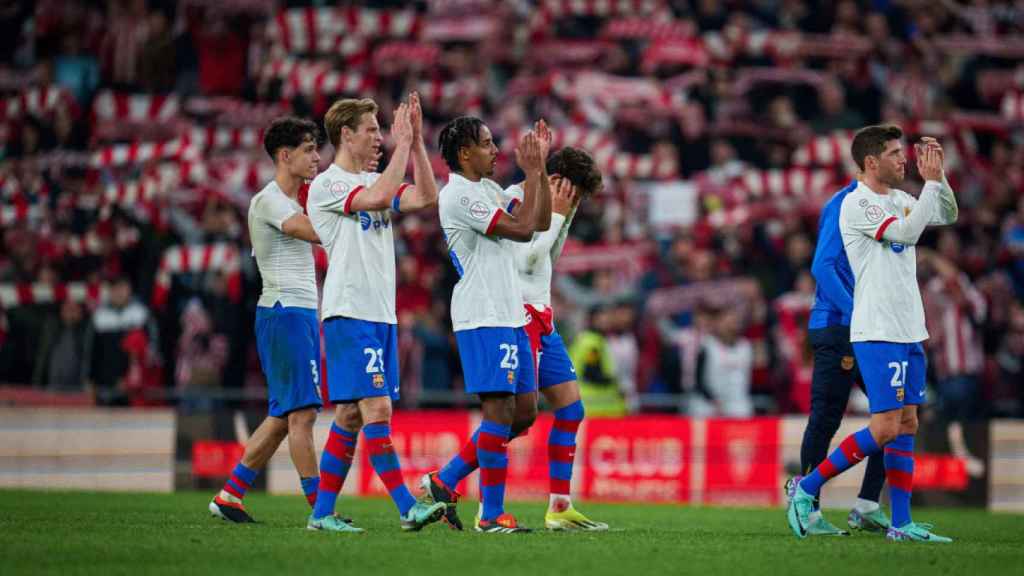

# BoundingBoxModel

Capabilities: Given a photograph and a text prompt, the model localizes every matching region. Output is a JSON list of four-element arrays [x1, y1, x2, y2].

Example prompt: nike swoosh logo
[[919, 391, 925, 397], [852, 452, 863, 460]]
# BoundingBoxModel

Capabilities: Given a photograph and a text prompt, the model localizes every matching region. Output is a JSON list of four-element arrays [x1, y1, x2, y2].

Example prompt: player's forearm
[[513, 171, 541, 237], [881, 182, 940, 245], [935, 173, 958, 225], [281, 214, 321, 243], [359, 141, 412, 211], [530, 213, 566, 257], [533, 165, 552, 232], [549, 206, 576, 264], [402, 140, 438, 212]]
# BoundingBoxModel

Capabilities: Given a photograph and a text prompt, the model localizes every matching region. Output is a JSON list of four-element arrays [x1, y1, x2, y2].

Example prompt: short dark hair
[[263, 116, 319, 161], [546, 147, 603, 198], [438, 116, 486, 171], [850, 124, 903, 171]]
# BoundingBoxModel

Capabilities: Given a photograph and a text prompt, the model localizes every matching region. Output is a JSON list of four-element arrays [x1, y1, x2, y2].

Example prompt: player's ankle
[[218, 490, 242, 504], [854, 498, 880, 514], [548, 494, 571, 512]]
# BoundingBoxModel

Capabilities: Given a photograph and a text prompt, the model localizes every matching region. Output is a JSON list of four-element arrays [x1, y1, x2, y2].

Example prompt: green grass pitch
[[2, 490, 1021, 575]]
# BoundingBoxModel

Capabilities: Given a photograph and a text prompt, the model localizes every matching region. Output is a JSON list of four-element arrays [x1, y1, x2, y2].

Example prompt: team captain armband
[[392, 183, 412, 213]]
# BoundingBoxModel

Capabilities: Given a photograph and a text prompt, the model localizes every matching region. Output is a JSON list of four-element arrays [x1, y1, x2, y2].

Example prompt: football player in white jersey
[[305, 94, 446, 533], [210, 117, 324, 524], [420, 117, 551, 533], [423, 145, 608, 531], [788, 125, 957, 543]]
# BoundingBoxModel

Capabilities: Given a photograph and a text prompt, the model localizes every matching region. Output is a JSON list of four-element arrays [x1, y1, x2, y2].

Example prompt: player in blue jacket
[[789, 179, 889, 536]]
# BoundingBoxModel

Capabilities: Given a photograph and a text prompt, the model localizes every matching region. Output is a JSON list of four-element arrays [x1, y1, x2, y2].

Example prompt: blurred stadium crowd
[[0, 0, 1022, 421]]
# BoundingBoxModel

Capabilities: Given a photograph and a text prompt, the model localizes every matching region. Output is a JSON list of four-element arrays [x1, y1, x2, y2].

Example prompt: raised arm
[[489, 131, 545, 242], [397, 92, 439, 213], [876, 146, 943, 245], [346, 103, 414, 213], [532, 119, 553, 232]]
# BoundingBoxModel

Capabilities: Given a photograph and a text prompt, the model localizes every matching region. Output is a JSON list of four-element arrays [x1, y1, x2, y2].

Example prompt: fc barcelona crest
[[373, 373, 385, 389], [507, 370, 515, 384], [896, 388, 905, 402]]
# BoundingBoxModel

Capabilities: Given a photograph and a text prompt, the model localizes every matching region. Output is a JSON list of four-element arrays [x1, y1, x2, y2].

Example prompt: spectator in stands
[[570, 305, 625, 417], [174, 298, 228, 412], [88, 275, 158, 405], [691, 305, 754, 418], [32, 298, 92, 392], [922, 249, 987, 477], [54, 34, 99, 105], [812, 81, 865, 133], [606, 300, 639, 413], [137, 8, 175, 94], [102, 0, 148, 90], [996, 302, 1024, 417]]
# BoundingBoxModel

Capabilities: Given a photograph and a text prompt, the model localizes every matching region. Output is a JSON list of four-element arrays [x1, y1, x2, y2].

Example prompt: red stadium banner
[[357, 410, 472, 497], [914, 454, 969, 491], [192, 441, 245, 478], [703, 418, 780, 506], [580, 416, 691, 503]]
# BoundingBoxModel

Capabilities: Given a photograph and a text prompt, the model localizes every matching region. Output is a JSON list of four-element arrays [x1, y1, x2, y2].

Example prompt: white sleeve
[[842, 184, 940, 246], [445, 189, 504, 235], [517, 213, 566, 269], [500, 184, 525, 213], [549, 206, 577, 264], [310, 172, 366, 215], [252, 193, 298, 231], [932, 174, 958, 225]]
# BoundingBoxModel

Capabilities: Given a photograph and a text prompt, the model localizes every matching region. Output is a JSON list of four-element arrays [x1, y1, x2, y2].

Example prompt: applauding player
[[305, 94, 445, 533], [422, 118, 551, 533], [787, 125, 958, 543]]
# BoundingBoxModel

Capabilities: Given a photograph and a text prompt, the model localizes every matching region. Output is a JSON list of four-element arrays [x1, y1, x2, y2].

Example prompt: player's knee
[[335, 404, 362, 431], [869, 415, 901, 446], [900, 413, 919, 435], [513, 406, 537, 436], [360, 398, 392, 424], [287, 408, 316, 431]]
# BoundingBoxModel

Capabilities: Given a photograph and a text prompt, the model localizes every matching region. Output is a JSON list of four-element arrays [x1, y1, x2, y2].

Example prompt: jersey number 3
[[499, 343, 519, 370], [888, 361, 908, 387]]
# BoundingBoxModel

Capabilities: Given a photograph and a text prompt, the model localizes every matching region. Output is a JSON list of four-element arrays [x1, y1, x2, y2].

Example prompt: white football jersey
[[247, 181, 318, 309], [500, 184, 574, 309], [439, 173, 527, 331], [307, 163, 399, 324], [839, 180, 949, 343]]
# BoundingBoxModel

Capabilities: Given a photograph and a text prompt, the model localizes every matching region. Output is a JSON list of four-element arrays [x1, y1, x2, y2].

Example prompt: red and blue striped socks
[[885, 434, 915, 528], [477, 420, 511, 521], [312, 423, 357, 519], [222, 462, 257, 500], [549, 400, 583, 496], [438, 431, 479, 491], [364, 421, 416, 516], [300, 476, 319, 507], [799, 427, 880, 496]]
